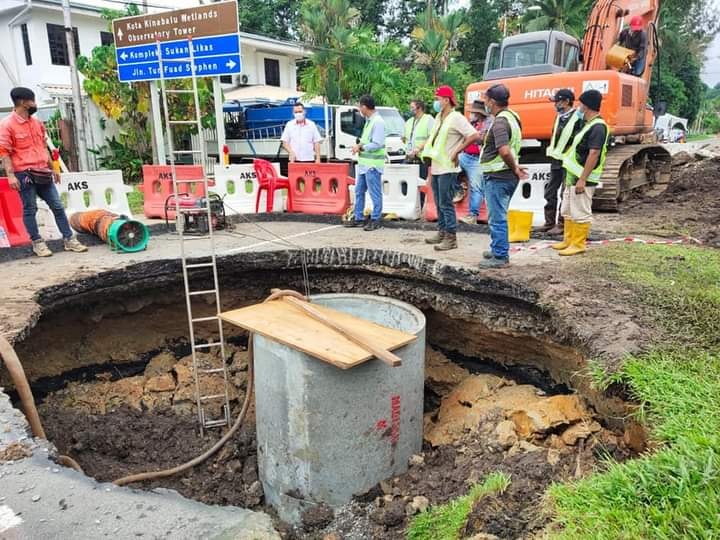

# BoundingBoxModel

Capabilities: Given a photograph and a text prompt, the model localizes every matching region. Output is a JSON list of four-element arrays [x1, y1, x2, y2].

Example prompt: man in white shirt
[[281, 102, 322, 163]]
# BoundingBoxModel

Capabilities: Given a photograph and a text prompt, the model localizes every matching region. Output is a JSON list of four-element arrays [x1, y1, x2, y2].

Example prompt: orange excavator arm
[[582, 0, 661, 89]]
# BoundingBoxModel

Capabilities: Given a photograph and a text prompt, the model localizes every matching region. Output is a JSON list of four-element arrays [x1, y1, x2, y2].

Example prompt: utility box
[[228, 293, 426, 523]]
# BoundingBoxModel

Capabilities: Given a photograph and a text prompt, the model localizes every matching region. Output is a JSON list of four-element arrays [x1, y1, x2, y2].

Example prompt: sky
[[85, 0, 720, 86]]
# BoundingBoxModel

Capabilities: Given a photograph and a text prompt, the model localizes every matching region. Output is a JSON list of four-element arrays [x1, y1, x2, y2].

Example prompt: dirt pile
[[38, 346, 633, 540], [623, 156, 720, 246], [304, 349, 631, 540]]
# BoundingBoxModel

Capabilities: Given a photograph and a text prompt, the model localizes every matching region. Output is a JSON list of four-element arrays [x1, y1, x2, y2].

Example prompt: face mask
[[575, 108, 585, 120], [555, 103, 565, 113], [484, 103, 493, 115], [294, 112, 305, 121], [433, 100, 442, 113], [27, 105, 37, 116]]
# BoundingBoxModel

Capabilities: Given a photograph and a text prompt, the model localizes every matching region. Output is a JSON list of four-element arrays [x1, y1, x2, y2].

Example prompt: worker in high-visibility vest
[[479, 84, 528, 269], [552, 89, 610, 256], [345, 94, 386, 231], [403, 99, 433, 179], [541, 88, 581, 234], [421, 85, 481, 251]]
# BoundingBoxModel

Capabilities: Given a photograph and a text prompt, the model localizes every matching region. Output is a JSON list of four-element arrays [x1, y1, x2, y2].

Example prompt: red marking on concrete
[[390, 395, 401, 446], [376, 419, 388, 431]]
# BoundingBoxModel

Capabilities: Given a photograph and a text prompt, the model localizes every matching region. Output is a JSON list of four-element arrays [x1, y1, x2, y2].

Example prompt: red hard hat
[[630, 15, 644, 30], [435, 85, 457, 106]]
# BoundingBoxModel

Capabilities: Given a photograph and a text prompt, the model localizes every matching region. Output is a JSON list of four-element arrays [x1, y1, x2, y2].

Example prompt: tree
[[236, 0, 300, 39], [520, 0, 592, 37], [411, 6, 470, 85], [459, 0, 503, 79], [299, 0, 362, 103]]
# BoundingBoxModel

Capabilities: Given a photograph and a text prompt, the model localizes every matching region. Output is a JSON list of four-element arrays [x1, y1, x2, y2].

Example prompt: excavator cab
[[484, 31, 581, 81]]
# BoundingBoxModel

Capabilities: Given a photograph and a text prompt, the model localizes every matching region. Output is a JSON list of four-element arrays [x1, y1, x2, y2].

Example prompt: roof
[[239, 31, 307, 57], [224, 85, 322, 104], [0, 0, 104, 19]]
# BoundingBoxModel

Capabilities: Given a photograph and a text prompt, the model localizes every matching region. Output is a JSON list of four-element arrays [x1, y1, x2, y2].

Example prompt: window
[[21, 24, 32, 65], [501, 42, 547, 68], [100, 31, 114, 47], [47, 23, 80, 66], [220, 75, 233, 84], [340, 110, 364, 138], [264, 58, 280, 87], [377, 109, 405, 138]]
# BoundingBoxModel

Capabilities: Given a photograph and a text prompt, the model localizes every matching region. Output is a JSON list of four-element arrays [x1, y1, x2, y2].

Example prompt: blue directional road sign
[[115, 34, 242, 83]]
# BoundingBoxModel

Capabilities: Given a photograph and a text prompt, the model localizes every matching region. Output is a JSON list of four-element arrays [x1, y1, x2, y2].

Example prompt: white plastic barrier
[[509, 163, 549, 226], [350, 164, 426, 220], [213, 163, 285, 214], [37, 170, 132, 240]]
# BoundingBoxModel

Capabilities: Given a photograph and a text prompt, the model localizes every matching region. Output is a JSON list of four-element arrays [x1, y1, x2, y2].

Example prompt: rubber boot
[[537, 208, 556, 232], [551, 219, 573, 250], [434, 232, 457, 251], [559, 221, 590, 256], [425, 231, 445, 245]]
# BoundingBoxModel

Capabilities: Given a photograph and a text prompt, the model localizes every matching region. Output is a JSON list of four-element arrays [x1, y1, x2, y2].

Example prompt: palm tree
[[411, 6, 470, 85], [300, 0, 361, 103], [521, 0, 592, 38]]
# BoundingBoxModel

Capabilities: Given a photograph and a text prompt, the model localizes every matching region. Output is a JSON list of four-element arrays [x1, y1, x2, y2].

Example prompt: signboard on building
[[112, 1, 241, 83]]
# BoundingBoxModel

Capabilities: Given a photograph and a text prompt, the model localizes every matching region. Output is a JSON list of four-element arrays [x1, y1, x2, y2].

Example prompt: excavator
[[465, 0, 671, 210]]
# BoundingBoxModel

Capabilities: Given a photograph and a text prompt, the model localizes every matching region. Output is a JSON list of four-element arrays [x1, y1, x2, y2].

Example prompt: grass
[[685, 133, 715, 142], [127, 186, 144, 216], [407, 472, 511, 540], [549, 244, 720, 539]]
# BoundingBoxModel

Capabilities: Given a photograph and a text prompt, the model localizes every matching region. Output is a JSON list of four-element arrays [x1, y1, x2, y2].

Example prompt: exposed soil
[[36, 344, 633, 540], [597, 155, 720, 246]]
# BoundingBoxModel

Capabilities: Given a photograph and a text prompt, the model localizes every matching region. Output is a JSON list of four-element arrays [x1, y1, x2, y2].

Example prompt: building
[[0, 0, 111, 107], [0, 0, 307, 107]]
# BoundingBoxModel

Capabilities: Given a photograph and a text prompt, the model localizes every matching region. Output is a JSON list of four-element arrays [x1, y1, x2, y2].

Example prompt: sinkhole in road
[[5, 261, 642, 539]]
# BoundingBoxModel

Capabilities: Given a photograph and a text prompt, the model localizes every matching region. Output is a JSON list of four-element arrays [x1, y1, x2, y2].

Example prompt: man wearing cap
[[421, 86, 480, 251], [403, 99, 434, 179], [541, 88, 580, 234], [0, 87, 87, 257], [552, 89, 609, 256], [459, 100, 492, 225], [479, 83, 528, 269], [617, 16, 647, 76]]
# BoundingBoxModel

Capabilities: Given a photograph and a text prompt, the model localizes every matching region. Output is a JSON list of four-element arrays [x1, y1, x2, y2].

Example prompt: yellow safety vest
[[481, 109, 522, 173], [562, 116, 610, 184], [421, 111, 464, 169], [546, 110, 580, 160], [358, 113, 386, 168], [404, 114, 432, 149]]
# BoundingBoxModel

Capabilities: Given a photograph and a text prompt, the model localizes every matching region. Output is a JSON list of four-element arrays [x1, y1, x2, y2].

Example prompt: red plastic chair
[[253, 159, 292, 213]]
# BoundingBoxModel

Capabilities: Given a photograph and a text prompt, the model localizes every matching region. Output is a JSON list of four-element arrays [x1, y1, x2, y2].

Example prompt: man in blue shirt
[[345, 95, 386, 231]]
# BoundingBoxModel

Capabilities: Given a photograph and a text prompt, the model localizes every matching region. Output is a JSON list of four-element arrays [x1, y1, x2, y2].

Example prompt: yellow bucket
[[606, 44, 634, 71], [508, 210, 533, 243]]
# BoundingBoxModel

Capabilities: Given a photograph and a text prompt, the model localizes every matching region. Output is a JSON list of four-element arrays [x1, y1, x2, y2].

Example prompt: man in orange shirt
[[0, 87, 86, 257]]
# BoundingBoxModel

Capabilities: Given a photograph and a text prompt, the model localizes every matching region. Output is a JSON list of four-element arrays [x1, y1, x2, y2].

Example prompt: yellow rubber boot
[[508, 210, 533, 242], [551, 219, 573, 250], [559, 221, 590, 256]]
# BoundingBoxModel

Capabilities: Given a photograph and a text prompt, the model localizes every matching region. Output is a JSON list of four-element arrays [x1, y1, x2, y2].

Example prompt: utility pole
[[61, 0, 89, 171]]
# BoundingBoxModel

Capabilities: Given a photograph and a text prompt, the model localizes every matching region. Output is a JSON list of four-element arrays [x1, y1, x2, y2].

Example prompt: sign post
[[112, 1, 242, 83]]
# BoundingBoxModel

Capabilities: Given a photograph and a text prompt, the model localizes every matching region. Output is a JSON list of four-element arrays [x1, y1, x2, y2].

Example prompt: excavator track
[[593, 144, 672, 211]]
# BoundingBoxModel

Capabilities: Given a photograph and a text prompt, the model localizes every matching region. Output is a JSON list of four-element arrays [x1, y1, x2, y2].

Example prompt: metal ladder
[[156, 40, 231, 435]]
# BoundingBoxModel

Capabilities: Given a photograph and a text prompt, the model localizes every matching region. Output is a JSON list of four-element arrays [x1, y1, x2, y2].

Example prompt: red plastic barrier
[[0, 177, 31, 246], [420, 176, 487, 222], [287, 162, 355, 215], [140, 165, 208, 219]]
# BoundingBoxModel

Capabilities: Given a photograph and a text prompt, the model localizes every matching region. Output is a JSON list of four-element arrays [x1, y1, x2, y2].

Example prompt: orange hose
[[69, 210, 117, 242]]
